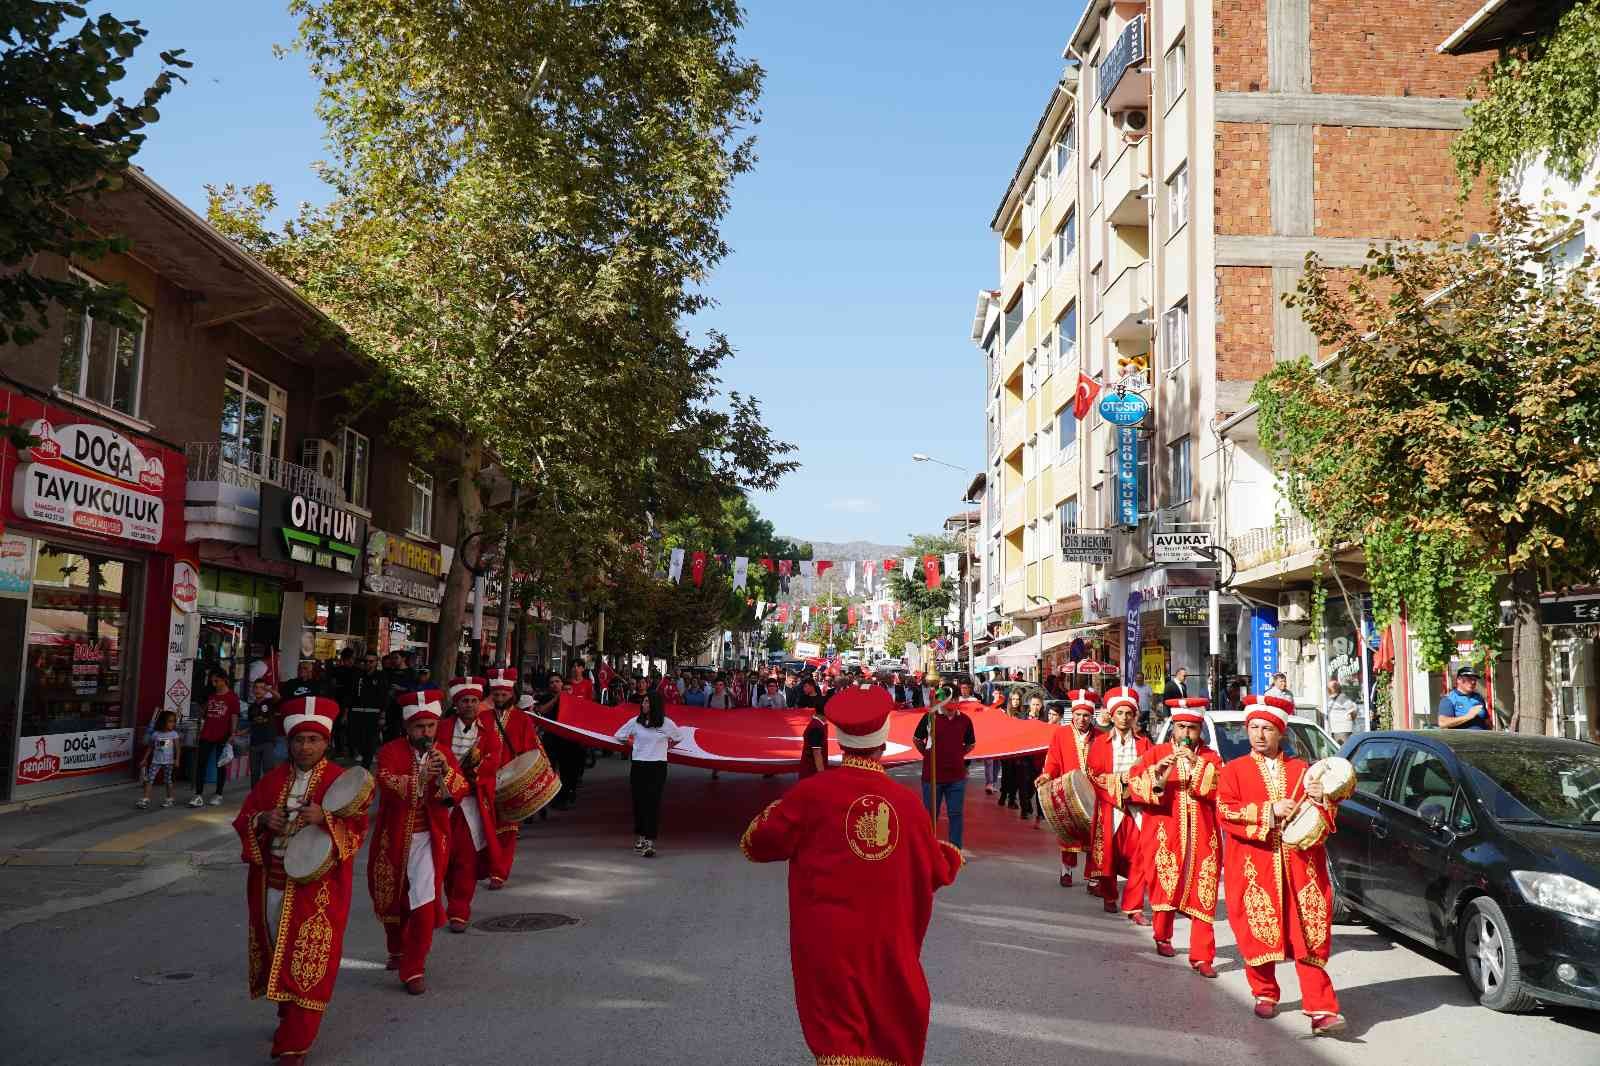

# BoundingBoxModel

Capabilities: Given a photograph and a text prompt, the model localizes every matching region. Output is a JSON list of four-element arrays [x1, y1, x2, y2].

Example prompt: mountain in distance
[[783, 538, 908, 564]]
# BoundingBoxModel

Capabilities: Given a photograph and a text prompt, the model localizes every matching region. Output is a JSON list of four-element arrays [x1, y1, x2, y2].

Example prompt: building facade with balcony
[[0, 168, 464, 800]]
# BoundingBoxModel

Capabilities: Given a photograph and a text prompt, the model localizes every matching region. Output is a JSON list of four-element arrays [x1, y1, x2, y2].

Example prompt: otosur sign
[[1097, 391, 1149, 427]]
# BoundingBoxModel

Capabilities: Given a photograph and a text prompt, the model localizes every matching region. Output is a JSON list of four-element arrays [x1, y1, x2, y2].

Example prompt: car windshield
[[1456, 746, 1600, 828], [1209, 719, 1332, 762]]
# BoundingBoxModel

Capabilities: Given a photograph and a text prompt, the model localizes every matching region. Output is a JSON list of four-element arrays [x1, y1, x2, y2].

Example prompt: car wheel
[[1459, 897, 1537, 1013]]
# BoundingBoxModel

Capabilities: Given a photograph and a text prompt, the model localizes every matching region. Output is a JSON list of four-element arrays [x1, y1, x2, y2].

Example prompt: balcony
[[1003, 489, 1025, 534], [1229, 514, 1318, 574], [1102, 262, 1153, 341], [1002, 405, 1026, 454], [185, 441, 342, 545], [1003, 575, 1027, 617], [1105, 138, 1150, 228], [1098, 14, 1149, 113]]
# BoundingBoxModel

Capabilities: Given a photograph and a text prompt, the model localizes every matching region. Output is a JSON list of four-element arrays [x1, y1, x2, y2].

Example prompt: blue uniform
[[1437, 689, 1490, 728]]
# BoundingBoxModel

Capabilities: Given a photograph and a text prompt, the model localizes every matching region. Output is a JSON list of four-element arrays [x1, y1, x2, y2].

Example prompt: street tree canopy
[[1253, 198, 1600, 734]]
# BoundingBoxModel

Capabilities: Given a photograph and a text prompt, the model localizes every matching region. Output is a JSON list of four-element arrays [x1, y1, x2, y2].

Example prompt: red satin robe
[[234, 759, 370, 1058], [485, 704, 544, 883], [742, 755, 963, 1066], [1086, 729, 1151, 909], [1039, 726, 1095, 863], [1127, 743, 1224, 961], [367, 737, 469, 980], [438, 713, 506, 922]]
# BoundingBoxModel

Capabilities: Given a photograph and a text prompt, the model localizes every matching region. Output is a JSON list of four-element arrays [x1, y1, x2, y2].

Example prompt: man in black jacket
[[349, 652, 389, 769], [328, 647, 360, 757], [888, 671, 923, 708]]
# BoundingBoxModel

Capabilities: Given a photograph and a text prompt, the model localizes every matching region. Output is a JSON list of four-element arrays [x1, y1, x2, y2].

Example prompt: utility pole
[[1195, 545, 1238, 706]]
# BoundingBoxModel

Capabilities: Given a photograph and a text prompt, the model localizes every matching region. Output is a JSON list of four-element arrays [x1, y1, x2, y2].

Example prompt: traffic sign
[[1098, 392, 1149, 426], [1151, 531, 1218, 565]]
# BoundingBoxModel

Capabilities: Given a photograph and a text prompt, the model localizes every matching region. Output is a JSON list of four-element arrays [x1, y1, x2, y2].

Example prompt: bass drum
[[495, 748, 563, 824], [1037, 769, 1096, 849]]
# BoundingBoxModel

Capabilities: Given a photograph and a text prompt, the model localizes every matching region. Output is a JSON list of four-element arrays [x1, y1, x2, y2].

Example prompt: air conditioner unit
[[1280, 591, 1311, 623], [300, 438, 340, 483], [1114, 108, 1149, 134]]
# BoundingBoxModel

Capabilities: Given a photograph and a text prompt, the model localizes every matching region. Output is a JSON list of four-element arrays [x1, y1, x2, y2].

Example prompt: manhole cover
[[475, 912, 578, 933], [136, 969, 202, 985]]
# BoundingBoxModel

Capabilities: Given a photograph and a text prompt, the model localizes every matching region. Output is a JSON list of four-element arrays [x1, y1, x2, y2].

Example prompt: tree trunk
[[434, 438, 485, 681], [1509, 566, 1546, 735]]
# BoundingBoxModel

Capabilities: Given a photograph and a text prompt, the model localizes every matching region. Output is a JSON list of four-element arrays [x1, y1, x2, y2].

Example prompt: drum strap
[[494, 711, 519, 758]]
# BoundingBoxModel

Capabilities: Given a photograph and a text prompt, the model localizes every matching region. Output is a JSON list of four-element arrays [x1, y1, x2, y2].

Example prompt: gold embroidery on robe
[[248, 922, 263, 990], [1154, 823, 1180, 897], [1197, 847, 1219, 912], [289, 882, 334, 989], [740, 799, 782, 859], [372, 829, 396, 914], [1298, 872, 1329, 951], [1241, 855, 1281, 947]]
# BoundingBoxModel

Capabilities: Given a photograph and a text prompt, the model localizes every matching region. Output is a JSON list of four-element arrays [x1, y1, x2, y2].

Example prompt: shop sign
[[1061, 530, 1112, 564], [1124, 592, 1143, 677], [395, 602, 439, 623], [11, 419, 166, 545], [794, 640, 821, 659], [0, 532, 35, 599], [363, 529, 446, 605], [1530, 597, 1600, 627], [1098, 391, 1150, 427], [1164, 593, 1208, 628], [1116, 427, 1139, 527], [1151, 531, 1217, 565], [164, 556, 199, 717], [15, 728, 134, 784], [1251, 606, 1280, 693], [259, 485, 365, 574], [1140, 643, 1167, 684]]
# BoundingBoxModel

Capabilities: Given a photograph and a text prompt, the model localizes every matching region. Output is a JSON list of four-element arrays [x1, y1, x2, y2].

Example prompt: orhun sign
[[12, 419, 166, 544]]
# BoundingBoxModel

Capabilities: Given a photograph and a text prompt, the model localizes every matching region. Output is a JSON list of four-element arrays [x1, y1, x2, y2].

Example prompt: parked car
[[1154, 710, 1339, 763], [1328, 730, 1600, 1013]]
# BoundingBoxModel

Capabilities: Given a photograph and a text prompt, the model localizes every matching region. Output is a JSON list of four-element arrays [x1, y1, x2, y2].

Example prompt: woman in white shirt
[[613, 691, 685, 858]]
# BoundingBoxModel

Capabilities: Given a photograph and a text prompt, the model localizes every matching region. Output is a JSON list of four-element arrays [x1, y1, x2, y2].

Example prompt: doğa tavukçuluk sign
[[11, 418, 168, 545]]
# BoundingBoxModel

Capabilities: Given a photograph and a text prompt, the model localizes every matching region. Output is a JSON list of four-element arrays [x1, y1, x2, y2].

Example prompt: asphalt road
[[1, 757, 1597, 1065]]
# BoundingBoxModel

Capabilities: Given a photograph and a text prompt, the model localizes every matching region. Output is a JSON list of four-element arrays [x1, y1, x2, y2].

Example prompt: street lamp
[[1028, 593, 1051, 684], [913, 453, 979, 681]]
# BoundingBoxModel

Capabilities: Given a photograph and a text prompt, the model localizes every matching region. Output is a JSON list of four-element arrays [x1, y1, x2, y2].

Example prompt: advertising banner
[[1251, 605, 1280, 694], [1116, 426, 1139, 527], [15, 728, 135, 786]]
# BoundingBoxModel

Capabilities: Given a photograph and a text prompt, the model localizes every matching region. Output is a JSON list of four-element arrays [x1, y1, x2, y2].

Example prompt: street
[[2, 759, 1596, 1065]]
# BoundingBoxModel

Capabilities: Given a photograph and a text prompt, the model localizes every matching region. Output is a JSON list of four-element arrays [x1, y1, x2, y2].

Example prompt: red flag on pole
[[923, 554, 941, 589], [847, 607, 857, 625], [776, 604, 789, 623], [1073, 372, 1102, 420], [690, 551, 707, 586], [816, 560, 834, 577], [778, 560, 793, 577], [760, 558, 775, 573], [882, 558, 898, 573]]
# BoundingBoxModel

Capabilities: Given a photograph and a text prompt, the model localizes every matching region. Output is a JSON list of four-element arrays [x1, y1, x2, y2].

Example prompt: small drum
[[284, 825, 335, 884], [495, 748, 563, 824], [322, 766, 374, 819], [1037, 769, 1097, 848], [1281, 802, 1330, 850], [1304, 756, 1357, 804]]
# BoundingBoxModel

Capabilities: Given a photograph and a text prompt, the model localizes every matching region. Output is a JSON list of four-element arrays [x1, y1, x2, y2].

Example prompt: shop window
[[22, 546, 139, 736], [408, 466, 435, 537], [340, 427, 370, 509], [56, 271, 145, 417]]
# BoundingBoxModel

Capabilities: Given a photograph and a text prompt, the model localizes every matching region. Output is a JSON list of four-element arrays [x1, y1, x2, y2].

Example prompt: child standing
[[246, 677, 278, 786], [139, 711, 180, 809]]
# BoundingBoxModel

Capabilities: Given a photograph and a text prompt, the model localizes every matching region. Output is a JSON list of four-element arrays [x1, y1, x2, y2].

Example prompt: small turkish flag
[[1073, 372, 1101, 420], [690, 551, 707, 586]]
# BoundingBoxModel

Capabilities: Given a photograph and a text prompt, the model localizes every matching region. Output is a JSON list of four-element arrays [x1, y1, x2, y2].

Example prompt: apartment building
[[980, 0, 1490, 702]]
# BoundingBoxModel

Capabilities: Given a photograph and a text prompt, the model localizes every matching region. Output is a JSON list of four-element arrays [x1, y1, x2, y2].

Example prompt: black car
[[1329, 730, 1600, 1012]]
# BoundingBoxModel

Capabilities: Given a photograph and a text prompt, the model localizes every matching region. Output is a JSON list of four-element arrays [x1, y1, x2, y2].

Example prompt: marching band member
[[1217, 693, 1346, 1034], [368, 689, 469, 995], [742, 685, 963, 1066], [439, 676, 506, 930], [1035, 689, 1097, 887], [484, 667, 541, 887], [1086, 685, 1152, 919], [233, 696, 370, 1063], [1125, 697, 1224, 975]]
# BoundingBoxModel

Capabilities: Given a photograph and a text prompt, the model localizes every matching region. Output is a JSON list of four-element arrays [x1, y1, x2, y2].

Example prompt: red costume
[[485, 667, 543, 885], [1038, 689, 1097, 881], [1217, 696, 1343, 1022], [438, 677, 506, 928], [1085, 687, 1151, 914], [1125, 698, 1224, 969], [367, 691, 470, 988], [742, 687, 962, 1066], [233, 698, 370, 1061]]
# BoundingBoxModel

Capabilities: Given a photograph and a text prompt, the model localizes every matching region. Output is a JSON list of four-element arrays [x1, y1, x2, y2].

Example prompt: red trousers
[[444, 807, 486, 924], [1245, 959, 1340, 1016], [1097, 816, 1147, 912], [488, 827, 517, 884], [1152, 909, 1216, 964], [1060, 849, 1079, 872], [272, 1001, 323, 1058], [384, 905, 437, 984]]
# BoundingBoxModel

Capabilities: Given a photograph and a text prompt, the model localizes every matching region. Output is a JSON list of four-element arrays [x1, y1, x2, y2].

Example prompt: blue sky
[[115, 1, 1084, 544]]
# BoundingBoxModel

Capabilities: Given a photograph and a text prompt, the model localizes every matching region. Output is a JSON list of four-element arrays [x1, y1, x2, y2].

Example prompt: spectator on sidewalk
[[1325, 680, 1361, 745], [1438, 667, 1495, 730], [328, 647, 360, 757], [707, 677, 734, 709], [1268, 672, 1296, 709], [138, 710, 181, 809], [349, 652, 388, 769], [246, 677, 278, 786], [191, 668, 238, 807], [756, 678, 788, 709], [912, 692, 976, 855]]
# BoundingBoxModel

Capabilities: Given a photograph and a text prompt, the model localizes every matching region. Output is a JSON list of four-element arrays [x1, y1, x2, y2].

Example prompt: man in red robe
[[1086, 685, 1152, 918], [742, 685, 963, 1066], [439, 677, 506, 930], [234, 696, 371, 1063], [1126, 697, 1224, 975], [1034, 688, 1098, 887], [367, 689, 469, 994], [1217, 693, 1346, 1035], [484, 666, 542, 886]]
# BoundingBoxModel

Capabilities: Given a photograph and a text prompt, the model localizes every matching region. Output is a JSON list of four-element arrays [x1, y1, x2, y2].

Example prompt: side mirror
[[1418, 799, 1450, 833]]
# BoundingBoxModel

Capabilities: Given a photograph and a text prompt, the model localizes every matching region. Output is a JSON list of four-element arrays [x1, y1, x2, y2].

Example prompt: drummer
[[484, 667, 541, 887], [1035, 689, 1098, 888], [1124, 697, 1224, 975], [1216, 693, 1347, 1035], [232, 696, 372, 1064], [440, 676, 507, 931], [1086, 686, 1152, 919], [369, 689, 469, 994]]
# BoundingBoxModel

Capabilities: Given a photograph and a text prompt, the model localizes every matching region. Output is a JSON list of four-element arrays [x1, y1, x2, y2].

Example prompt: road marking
[[86, 810, 234, 853], [338, 958, 388, 971]]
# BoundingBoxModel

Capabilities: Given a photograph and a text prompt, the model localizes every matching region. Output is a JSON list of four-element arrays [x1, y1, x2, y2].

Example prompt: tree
[[1253, 198, 1600, 733], [212, 1, 793, 678], [884, 532, 963, 626], [1, 1, 189, 364]]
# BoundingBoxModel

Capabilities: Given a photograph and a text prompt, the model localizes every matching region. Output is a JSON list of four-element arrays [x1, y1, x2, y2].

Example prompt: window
[[1089, 264, 1103, 320], [988, 544, 999, 586], [1097, 477, 1112, 527], [1024, 520, 1037, 564], [1546, 230, 1588, 274], [1090, 154, 1102, 209], [1023, 352, 1036, 397], [1136, 433, 1152, 515], [1004, 294, 1023, 345], [1023, 436, 1036, 480], [22, 546, 141, 736], [1023, 188, 1037, 236], [1162, 299, 1189, 371], [219, 364, 288, 478], [1058, 497, 1078, 539], [1058, 410, 1078, 456], [1395, 747, 1456, 818], [1168, 436, 1192, 505], [407, 466, 435, 536], [1167, 163, 1189, 233], [1057, 302, 1077, 366], [1164, 36, 1186, 110], [1039, 331, 1054, 379], [340, 427, 370, 509], [1350, 739, 1400, 799], [56, 272, 145, 417], [1041, 242, 1055, 294], [1057, 209, 1077, 262], [1055, 127, 1076, 183], [1023, 268, 1037, 319], [1040, 154, 1054, 202]]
